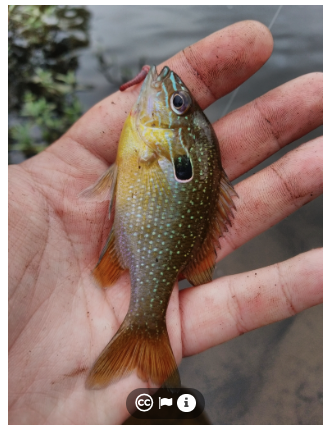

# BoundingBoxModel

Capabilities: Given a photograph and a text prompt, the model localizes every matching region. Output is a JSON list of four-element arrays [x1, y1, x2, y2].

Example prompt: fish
[[82, 65, 237, 390]]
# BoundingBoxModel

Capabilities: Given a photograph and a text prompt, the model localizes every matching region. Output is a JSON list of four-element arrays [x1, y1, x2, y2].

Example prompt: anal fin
[[93, 229, 125, 288]]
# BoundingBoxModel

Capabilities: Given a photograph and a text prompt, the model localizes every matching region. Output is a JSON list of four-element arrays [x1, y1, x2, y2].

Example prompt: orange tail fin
[[86, 319, 180, 389]]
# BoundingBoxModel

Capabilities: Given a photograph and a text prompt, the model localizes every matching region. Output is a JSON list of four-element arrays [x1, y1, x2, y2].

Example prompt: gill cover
[[133, 65, 195, 183]]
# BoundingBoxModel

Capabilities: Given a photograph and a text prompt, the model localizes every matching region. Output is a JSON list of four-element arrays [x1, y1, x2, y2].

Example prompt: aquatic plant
[[8, 5, 90, 160]]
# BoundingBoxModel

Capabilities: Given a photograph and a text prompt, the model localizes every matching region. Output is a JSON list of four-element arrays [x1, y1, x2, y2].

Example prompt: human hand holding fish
[[9, 21, 322, 424]]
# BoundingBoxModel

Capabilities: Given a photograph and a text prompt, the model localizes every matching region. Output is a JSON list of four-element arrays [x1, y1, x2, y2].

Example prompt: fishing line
[[221, 5, 283, 117], [268, 5, 283, 31]]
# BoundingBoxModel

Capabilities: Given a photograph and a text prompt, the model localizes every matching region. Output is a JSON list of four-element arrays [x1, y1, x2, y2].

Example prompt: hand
[[9, 21, 322, 424]]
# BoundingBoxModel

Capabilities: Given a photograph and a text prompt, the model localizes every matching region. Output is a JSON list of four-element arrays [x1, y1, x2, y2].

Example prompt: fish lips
[[132, 65, 157, 113], [132, 65, 173, 116]]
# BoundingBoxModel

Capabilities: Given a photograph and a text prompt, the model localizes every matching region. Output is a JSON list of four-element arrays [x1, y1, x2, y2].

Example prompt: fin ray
[[79, 164, 117, 217], [86, 319, 180, 389], [182, 169, 237, 286], [93, 229, 125, 288], [140, 159, 173, 218]]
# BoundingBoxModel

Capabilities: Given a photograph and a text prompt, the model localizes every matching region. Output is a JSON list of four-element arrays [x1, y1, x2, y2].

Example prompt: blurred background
[[8, 5, 323, 425]]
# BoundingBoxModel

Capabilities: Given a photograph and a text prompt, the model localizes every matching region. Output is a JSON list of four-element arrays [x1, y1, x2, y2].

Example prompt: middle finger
[[215, 72, 323, 180]]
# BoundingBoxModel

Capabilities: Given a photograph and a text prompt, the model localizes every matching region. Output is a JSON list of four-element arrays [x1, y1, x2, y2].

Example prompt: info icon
[[126, 388, 204, 419], [177, 394, 196, 412]]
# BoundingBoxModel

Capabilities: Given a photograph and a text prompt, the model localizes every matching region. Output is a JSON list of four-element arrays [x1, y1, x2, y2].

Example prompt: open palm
[[9, 21, 322, 424]]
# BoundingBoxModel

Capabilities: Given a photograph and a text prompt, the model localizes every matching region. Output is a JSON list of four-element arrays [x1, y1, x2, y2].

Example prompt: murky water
[[76, 6, 322, 425]]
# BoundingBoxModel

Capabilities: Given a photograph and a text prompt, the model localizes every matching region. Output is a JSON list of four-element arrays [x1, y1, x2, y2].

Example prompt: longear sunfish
[[82, 65, 237, 389]]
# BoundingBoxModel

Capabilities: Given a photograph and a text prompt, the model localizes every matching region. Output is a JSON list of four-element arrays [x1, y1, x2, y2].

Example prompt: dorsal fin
[[182, 169, 238, 286], [182, 243, 216, 286]]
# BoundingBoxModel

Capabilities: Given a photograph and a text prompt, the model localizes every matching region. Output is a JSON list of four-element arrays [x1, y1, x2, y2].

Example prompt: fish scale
[[82, 65, 237, 389], [119, 164, 205, 322]]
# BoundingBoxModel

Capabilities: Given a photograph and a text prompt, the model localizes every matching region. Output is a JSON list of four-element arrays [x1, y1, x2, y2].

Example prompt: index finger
[[52, 21, 273, 167]]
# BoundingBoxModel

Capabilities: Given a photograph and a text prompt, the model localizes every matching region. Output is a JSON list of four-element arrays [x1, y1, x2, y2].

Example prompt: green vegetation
[[8, 5, 90, 160]]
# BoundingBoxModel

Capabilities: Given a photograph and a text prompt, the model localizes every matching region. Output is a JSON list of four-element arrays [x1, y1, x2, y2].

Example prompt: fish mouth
[[153, 65, 171, 85], [132, 65, 171, 119], [139, 65, 170, 94]]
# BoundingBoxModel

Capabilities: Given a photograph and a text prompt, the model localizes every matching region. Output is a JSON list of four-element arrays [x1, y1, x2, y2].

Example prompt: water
[[76, 6, 322, 425]]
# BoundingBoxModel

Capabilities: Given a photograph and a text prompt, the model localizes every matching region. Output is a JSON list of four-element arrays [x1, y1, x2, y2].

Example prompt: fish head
[[132, 65, 193, 127], [131, 65, 200, 182]]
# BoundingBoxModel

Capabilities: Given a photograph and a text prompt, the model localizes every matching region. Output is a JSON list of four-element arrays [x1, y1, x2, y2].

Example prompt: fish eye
[[173, 94, 183, 108], [170, 91, 191, 115]]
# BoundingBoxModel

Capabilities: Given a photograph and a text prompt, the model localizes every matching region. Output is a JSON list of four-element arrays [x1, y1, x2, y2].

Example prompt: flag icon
[[159, 397, 173, 408]]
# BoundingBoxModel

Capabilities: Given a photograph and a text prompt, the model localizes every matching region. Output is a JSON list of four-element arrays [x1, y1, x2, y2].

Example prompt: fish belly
[[114, 144, 219, 323]]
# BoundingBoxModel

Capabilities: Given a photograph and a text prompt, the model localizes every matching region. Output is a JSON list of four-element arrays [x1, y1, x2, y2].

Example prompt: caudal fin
[[86, 320, 180, 389]]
